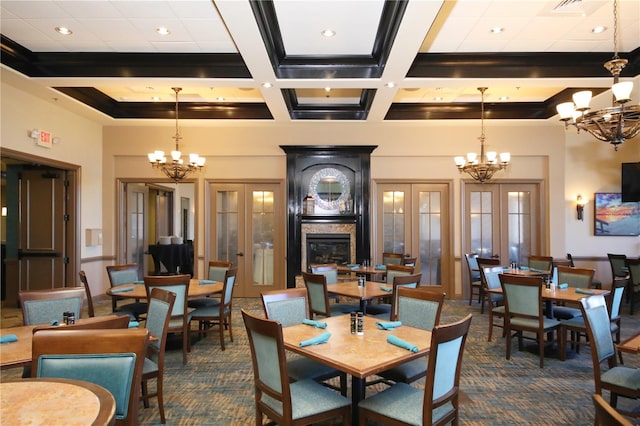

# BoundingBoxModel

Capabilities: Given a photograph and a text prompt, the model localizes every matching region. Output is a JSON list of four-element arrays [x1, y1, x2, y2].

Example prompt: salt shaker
[[350, 312, 356, 334], [356, 312, 364, 335]]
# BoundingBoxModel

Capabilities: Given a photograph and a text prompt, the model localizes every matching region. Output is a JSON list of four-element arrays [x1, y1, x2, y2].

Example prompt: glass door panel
[[251, 190, 275, 286], [382, 190, 407, 255]]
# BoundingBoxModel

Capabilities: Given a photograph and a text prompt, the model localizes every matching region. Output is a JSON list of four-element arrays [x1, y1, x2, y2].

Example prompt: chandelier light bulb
[[499, 152, 511, 163], [612, 81, 633, 103], [556, 102, 575, 120], [486, 151, 497, 163], [171, 150, 181, 161], [454, 156, 466, 167], [572, 91, 592, 111], [467, 152, 478, 163]]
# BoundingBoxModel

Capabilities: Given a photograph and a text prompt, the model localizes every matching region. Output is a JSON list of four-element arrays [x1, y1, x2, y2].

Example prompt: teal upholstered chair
[[188, 260, 231, 309], [464, 253, 482, 306], [383, 252, 404, 266], [144, 274, 192, 364], [261, 287, 347, 396], [301, 272, 358, 318], [476, 257, 500, 314], [310, 263, 339, 284], [500, 274, 561, 368], [359, 314, 472, 426], [141, 288, 176, 424], [107, 263, 147, 320], [481, 266, 506, 342], [581, 294, 640, 415], [372, 287, 445, 386], [552, 265, 595, 320], [367, 273, 421, 318], [592, 394, 633, 426], [32, 328, 150, 426], [19, 287, 85, 325], [241, 309, 351, 425], [624, 257, 640, 315], [190, 268, 237, 351], [528, 255, 553, 274], [385, 264, 414, 284]]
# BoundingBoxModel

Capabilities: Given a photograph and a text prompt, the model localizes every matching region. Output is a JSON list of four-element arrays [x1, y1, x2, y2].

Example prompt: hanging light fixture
[[454, 87, 511, 183], [148, 87, 205, 181], [556, 0, 640, 150]]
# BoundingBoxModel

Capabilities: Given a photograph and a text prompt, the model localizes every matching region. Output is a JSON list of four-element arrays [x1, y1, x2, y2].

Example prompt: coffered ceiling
[[1, 0, 639, 123]]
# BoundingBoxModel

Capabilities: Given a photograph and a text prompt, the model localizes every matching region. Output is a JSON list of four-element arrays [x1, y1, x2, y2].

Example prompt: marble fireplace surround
[[301, 222, 356, 273]]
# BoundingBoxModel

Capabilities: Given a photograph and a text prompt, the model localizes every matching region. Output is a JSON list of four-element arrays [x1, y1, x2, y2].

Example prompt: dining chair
[[401, 257, 417, 267], [310, 263, 341, 301], [528, 255, 553, 274], [385, 264, 414, 283], [144, 274, 192, 364], [480, 266, 506, 342], [358, 314, 472, 426], [79, 270, 135, 320], [260, 287, 347, 396], [566, 253, 603, 288], [301, 271, 358, 318], [32, 314, 131, 333], [608, 254, 629, 302], [241, 309, 351, 426], [188, 260, 231, 309], [476, 257, 500, 314], [499, 274, 561, 368], [624, 257, 639, 315], [371, 287, 445, 387], [552, 265, 595, 320], [464, 253, 482, 306], [366, 273, 422, 319], [32, 327, 150, 426], [382, 252, 404, 266], [592, 394, 633, 426], [19, 287, 86, 325], [580, 294, 640, 416], [107, 263, 148, 320], [190, 268, 237, 351], [141, 287, 176, 424]]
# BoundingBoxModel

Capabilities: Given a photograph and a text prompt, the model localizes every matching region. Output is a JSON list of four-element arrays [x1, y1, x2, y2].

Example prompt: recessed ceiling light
[[55, 26, 72, 35], [499, 96, 509, 101], [591, 25, 607, 34], [324, 87, 331, 92], [216, 97, 225, 102], [321, 29, 336, 37], [433, 96, 444, 101], [156, 27, 170, 36], [151, 96, 161, 101], [490, 26, 504, 34], [386, 82, 395, 88], [262, 82, 272, 88]]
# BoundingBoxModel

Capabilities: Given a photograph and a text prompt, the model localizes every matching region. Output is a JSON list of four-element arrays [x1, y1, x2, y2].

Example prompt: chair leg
[[505, 325, 512, 360], [141, 380, 150, 408], [157, 376, 166, 424], [219, 319, 226, 351]]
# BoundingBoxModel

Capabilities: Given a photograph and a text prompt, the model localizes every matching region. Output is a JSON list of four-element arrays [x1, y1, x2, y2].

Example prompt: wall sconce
[[1, 207, 6, 217], [576, 195, 585, 221]]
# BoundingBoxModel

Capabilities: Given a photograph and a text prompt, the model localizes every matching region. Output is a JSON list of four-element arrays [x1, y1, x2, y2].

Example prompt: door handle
[[236, 252, 244, 257]]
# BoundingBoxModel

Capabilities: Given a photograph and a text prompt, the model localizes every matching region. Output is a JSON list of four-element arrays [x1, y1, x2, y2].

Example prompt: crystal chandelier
[[556, 0, 640, 150], [148, 87, 205, 181], [454, 87, 510, 183]]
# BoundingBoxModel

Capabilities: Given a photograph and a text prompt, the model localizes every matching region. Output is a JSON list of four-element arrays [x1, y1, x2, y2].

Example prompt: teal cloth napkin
[[387, 334, 418, 352], [128, 321, 140, 328], [530, 268, 546, 273], [133, 280, 144, 284], [346, 264, 359, 268], [575, 288, 595, 295], [111, 286, 134, 293], [375, 264, 387, 270], [300, 332, 331, 347], [0, 334, 18, 344], [199, 280, 215, 284], [376, 321, 402, 330], [380, 285, 393, 292], [519, 266, 530, 271], [302, 319, 327, 329], [558, 283, 569, 289]]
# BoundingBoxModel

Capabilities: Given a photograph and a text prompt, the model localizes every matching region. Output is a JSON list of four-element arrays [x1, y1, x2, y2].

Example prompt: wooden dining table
[[326, 280, 393, 312], [337, 264, 387, 278], [1, 378, 116, 425], [282, 314, 431, 424], [617, 331, 640, 355], [106, 278, 223, 300]]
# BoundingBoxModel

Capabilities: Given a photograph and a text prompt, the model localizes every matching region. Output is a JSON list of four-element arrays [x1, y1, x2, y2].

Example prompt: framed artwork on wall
[[594, 193, 640, 236]]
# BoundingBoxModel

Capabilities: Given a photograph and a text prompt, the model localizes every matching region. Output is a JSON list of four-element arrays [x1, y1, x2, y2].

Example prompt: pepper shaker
[[356, 312, 364, 335]]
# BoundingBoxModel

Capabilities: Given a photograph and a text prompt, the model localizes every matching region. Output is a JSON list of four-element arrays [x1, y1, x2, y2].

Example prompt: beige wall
[[3, 71, 639, 298]]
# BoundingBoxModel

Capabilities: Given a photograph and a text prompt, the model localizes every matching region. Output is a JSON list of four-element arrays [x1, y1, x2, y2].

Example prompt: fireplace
[[306, 233, 350, 269]]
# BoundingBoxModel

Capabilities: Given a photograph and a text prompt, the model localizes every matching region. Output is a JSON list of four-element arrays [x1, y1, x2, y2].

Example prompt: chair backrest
[[382, 252, 404, 265], [19, 287, 86, 325], [385, 264, 414, 284], [310, 263, 339, 284], [78, 270, 95, 317], [144, 288, 176, 370], [579, 295, 617, 395], [499, 274, 545, 319], [422, 314, 473, 425], [477, 257, 500, 269], [556, 265, 594, 288], [301, 271, 332, 318], [481, 266, 504, 303], [107, 263, 139, 287], [402, 257, 417, 267], [592, 394, 633, 426], [464, 253, 480, 280], [241, 309, 293, 419], [565, 253, 575, 267], [261, 288, 309, 327], [32, 328, 149, 425], [607, 279, 626, 322], [388, 273, 422, 320], [220, 268, 238, 311], [396, 287, 445, 331], [607, 253, 628, 278], [32, 314, 131, 333], [625, 257, 640, 285], [144, 274, 191, 320], [528, 255, 553, 272], [208, 260, 232, 281]]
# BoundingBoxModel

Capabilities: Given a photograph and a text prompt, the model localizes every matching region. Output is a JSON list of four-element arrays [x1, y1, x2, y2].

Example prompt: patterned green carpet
[[2, 297, 638, 425]]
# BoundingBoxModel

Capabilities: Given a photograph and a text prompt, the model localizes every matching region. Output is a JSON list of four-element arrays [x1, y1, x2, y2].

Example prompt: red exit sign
[[37, 131, 52, 148]]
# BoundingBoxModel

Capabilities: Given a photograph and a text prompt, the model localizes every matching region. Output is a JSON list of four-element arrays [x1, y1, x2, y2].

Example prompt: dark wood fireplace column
[[281, 145, 377, 288]]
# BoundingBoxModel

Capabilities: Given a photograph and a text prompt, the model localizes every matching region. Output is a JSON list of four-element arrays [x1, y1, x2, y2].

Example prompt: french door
[[208, 182, 284, 297], [374, 182, 452, 295]]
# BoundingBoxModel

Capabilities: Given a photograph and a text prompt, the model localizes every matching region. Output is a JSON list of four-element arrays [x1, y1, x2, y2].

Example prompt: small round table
[[1, 378, 116, 425]]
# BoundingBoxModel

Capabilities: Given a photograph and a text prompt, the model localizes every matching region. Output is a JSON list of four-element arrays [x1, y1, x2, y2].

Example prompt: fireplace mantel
[[281, 145, 377, 288]]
